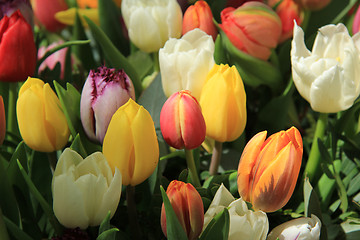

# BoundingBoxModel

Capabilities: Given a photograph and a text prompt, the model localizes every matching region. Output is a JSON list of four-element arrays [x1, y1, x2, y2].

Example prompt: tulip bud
[[291, 23, 360, 113], [203, 184, 269, 240], [293, 0, 331, 11], [182, 0, 217, 41], [0, 0, 33, 27], [353, 5, 360, 35], [0, 96, 5, 146], [80, 66, 135, 144], [160, 28, 215, 100], [219, 2, 282, 60], [17, 77, 70, 152], [161, 180, 204, 240], [160, 90, 206, 150], [267, 214, 321, 240], [52, 148, 122, 229], [237, 127, 303, 212], [199, 64, 246, 142], [0, 10, 36, 82], [103, 98, 159, 186], [121, 0, 183, 53], [31, 0, 68, 32]]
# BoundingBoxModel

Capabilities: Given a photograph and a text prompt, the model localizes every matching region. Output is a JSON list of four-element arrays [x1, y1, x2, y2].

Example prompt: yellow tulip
[[103, 98, 159, 186], [199, 64, 247, 142], [17, 77, 70, 152]]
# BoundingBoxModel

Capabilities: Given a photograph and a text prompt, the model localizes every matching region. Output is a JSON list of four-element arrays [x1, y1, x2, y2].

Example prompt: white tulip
[[203, 184, 269, 240], [291, 22, 360, 113], [267, 214, 321, 240], [121, 0, 182, 53], [52, 148, 122, 229], [160, 28, 215, 100]]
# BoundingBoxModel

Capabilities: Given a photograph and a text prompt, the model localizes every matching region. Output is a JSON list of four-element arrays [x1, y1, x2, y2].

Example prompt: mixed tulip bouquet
[[0, 0, 360, 239]]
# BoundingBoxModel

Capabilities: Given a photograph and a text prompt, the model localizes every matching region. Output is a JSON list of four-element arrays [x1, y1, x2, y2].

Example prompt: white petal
[[291, 22, 311, 59]]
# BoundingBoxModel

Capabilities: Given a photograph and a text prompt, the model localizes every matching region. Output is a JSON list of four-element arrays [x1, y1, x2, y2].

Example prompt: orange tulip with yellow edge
[[199, 64, 246, 142], [237, 127, 303, 212], [103, 98, 159, 186], [17, 77, 70, 152]]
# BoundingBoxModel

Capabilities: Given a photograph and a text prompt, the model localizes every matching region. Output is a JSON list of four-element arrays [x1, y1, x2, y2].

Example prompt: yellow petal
[[55, 8, 99, 27]]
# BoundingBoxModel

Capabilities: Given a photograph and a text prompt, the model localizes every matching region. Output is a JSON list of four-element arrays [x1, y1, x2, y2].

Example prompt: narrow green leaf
[[160, 186, 188, 240], [0, 207, 10, 240], [3, 216, 33, 240], [84, 16, 142, 97], [70, 134, 88, 158], [213, 34, 227, 64], [199, 208, 230, 240], [348, 173, 360, 196], [317, 139, 333, 165], [96, 229, 119, 240], [320, 163, 335, 180], [99, 211, 112, 235]]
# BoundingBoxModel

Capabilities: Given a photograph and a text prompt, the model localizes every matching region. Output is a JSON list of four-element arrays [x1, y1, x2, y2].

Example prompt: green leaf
[[127, 51, 153, 80], [3, 216, 33, 240], [84, 16, 142, 97], [160, 186, 188, 240], [341, 219, 360, 240], [97, 211, 118, 240], [213, 34, 227, 64], [0, 204, 10, 240], [70, 134, 88, 158], [199, 208, 230, 240], [348, 173, 360, 196], [317, 139, 333, 165]]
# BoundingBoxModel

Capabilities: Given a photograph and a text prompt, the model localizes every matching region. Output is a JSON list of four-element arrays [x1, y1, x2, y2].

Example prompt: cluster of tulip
[[0, 0, 360, 240]]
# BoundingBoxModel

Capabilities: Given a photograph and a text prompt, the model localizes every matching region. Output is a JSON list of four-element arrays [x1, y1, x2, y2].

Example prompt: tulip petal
[[55, 8, 99, 26]]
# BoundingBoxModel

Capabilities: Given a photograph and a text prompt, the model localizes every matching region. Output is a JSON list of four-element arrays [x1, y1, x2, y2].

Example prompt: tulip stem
[[126, 185, 141, 240], [7, 82, 19, 138], [185, 149, 201, 187], [304, 113, 328, 183], [152, 52, 160, 73], [209, 141, 223, 176]]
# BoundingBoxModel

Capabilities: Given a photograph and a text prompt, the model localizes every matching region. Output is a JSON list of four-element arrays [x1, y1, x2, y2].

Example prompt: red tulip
[[161, 180, 204, 240], [160, 90, 206, 150], [0, 96, 5, 146], [237, 127, 303, 212], [0, 10, 36, 82], [353, 5, 360, 34], [31, 0, 68, 32], [182, 0, 217, 41]]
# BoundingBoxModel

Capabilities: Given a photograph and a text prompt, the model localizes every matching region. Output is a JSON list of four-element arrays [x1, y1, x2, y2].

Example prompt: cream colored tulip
[[160, 28, 215, 100], [121, 0, 182, 53], [291, 22, 360, 113], [203, 184, 268, 240], [267, 214, 321, 240], [52, 148, 122, 229]]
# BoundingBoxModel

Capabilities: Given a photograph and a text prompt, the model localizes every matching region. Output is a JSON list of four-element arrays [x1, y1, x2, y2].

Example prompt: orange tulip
[[161, 180, 204, 240], [0, 96, 5, 146], [237, 127, 303, 212], [182, 0, 217, 41]]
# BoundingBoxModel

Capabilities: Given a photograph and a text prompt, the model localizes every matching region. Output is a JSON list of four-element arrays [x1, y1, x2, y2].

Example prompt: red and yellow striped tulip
[[237, 127, 303, 212]]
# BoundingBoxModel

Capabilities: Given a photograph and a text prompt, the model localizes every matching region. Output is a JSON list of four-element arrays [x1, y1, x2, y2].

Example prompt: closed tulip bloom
[[80, 66, 135, 143], [0, 10, 36, 82], [0, 96, 5, 146], [31, 0, 68, 32], [267, 215, 321, 240], [17, 77, 70, 152], [237, 127, 303, 212], [293, 0, 331, 11], [203, 184, 268, 240], [199, 64, 246, 142], [219, 2, 281, 60], [160, 90, 206, 150], [121, 0, 182, 53], [103, 98, 159, 186], [160, 28, 215, 100], [161, 180, 204, 240], [291, 23, 360, 113], [52, 148, 122, 229], [182, 0, 217, 41]]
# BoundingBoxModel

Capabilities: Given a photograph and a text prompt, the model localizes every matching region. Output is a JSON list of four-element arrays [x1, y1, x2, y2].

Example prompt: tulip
[[203, 184, 268, 240], [0, 0, 33, 27], [219, 2, 282, 60], [121, 0, 182, 53], [293, 0, 331, 11], [267, 215, 321, 240], [77, 0, 122, 8], [0, 96, 5, 146], [160, 91, 206, 150], [0, 10, 36, 82], [80, 66, 135, 143], [103, 98, 159, 186], [161, 180, 204, 240], [291, 23, 360, 113], [17, 77, 70, 152], [182, 0, 217, 41], [52, 148, 122, 229], [267, 0, 304, 43], [160, 28, 215, 100], [237, 127, 303, 212], [31, 0, 68, 32], [199, 64, 246, 142], [353, 5, 360, 35]]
